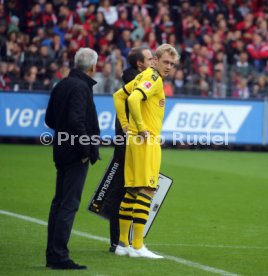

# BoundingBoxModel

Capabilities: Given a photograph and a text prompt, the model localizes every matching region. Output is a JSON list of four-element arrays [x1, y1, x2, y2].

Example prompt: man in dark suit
[[45, 47, 100, 270]]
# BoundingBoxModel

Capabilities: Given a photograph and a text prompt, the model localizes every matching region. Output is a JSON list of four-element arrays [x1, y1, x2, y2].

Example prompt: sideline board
[[88, 157, 173, 237]]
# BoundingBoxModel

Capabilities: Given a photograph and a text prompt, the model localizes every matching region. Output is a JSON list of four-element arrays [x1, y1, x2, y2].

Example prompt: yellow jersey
[[113, 67, 165, 137]]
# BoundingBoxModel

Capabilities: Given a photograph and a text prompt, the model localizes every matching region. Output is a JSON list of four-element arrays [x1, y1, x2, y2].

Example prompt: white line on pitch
[[0, 210, 109, 243], [0, 210, 238, 276], [160, 254, 238, 276], [148, 243, 268, 250]]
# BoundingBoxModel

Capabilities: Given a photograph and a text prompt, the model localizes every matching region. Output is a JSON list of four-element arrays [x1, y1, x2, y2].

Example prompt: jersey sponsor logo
[[151, 70, 159, 81], [159, 99, 165, 107], [162, 103, 252, 133], [143, 81, 153, 90], [136, 74, 143, 81]]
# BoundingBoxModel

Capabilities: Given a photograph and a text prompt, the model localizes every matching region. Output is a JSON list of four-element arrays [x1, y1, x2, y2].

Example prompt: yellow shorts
[[124, 135, 161, 189]]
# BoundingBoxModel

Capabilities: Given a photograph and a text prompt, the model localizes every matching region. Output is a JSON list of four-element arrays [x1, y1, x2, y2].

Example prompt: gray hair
[[74, 48, 98, 72]]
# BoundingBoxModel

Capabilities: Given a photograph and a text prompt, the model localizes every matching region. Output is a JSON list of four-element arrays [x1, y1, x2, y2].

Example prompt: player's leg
[[116, 136, 137, 255], [46, 166, 64, 264], [109, 149, 126, 252], [131, 188, 154, 249], [130, 138, 163, 258], [118, 189, 137, 247], [108, 168, 125, 252]]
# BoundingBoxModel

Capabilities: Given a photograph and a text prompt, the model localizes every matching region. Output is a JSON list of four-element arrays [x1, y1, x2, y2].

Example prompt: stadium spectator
[[232, 77, 250, 99], [251, 74, 268, 98], [51, 64, 70, 88], [164, 79, 174, 96], [0, 18, 7, 59], [94, 62, 113, 93], [247, 33, 268, 72], [211, 68, 227, 98], [8, 15, 20, 34], [118, 29, 132, 58], [232, 51, 255, 85], [173, 69, 186, 95], [236, 13, 255, 43], [142, 14, 153, 38], [7, 41, 24, 68], [47, 33, 65, 60], [36, 45, 53, 79], [0, 0, 268, 97], [7, 60, 21, 90], [19, 66, 45, 91], [0, 61, 12, 90], [143, 31, 158, 51], [167, 33, 180, 54], [42, 2, 57, 28], [52, 17, 68, 47], [255, 17, 268, 38], [84, 4, 96, 23], [106, 48, 127, 71], [77, 27, 95, 49], [130, 11, 144, 42], [23, 43, 39, 70], [131, 0, 150, 19], [97, 0, 118, 26], [114, 7, 133, 32], [58, 5, 81, 28], [26, 3, 42, 38]]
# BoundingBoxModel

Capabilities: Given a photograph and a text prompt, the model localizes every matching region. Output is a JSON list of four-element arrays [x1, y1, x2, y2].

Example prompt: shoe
[[109, 245, 117, 253], [47, 259, 87, 270], [115, 245, 131, 256], [128, 245, 164, 259]]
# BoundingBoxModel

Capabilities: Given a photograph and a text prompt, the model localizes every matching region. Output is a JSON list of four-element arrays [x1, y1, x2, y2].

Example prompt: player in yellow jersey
[[113, 44, 180, 259]]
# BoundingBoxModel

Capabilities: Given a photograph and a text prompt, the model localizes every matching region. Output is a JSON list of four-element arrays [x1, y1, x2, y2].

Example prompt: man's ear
[[90, 64, 96, 73], [137, 60, 142, 69], [153, 56, 158, 66]]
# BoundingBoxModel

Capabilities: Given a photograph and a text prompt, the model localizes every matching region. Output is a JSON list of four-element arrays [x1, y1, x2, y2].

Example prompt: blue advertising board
[[162, 98, 264, 145], [0, 92, 266, 145], [265, 100, 268, 145], [0, 93, 49, 137]]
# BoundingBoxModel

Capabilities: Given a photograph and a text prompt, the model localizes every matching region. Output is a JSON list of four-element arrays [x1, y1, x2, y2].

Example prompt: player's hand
[[81, 157, 89, 163], [138, 130, 149, 139], [122, 125, 129, 133]]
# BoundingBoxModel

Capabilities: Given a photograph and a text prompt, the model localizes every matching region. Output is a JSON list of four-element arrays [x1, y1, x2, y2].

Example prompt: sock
[[119, 192, 136, 246], [132, 192, 152, 249]]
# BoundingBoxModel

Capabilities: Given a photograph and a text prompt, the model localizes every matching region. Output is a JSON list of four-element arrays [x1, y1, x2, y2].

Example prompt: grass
[[0, 144, 267, 275]]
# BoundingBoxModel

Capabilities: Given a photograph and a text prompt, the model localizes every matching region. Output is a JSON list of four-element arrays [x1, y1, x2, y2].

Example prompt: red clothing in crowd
[[114, 19, 133, 30], [42, 12, 57, 27], [247, 42, 268, 59]]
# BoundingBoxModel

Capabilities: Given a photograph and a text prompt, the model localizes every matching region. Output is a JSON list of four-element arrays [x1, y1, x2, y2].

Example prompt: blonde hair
[[156, 44, 180, 61]]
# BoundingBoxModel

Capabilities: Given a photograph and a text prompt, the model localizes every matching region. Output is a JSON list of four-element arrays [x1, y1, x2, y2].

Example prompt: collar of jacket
[[69, 68, 97, 87], [122, 67, 139, 83]]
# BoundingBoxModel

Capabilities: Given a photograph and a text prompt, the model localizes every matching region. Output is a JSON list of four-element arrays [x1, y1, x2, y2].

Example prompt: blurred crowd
[[1, 0, 268, 98]]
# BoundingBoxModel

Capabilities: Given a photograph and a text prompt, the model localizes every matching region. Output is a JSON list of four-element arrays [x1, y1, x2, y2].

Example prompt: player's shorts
[[124, 134, 161, 189]]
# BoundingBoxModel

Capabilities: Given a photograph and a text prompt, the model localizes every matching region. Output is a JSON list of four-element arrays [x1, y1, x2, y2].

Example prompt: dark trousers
[[109, 144, 126, 247], [46, 160, 89, 263]]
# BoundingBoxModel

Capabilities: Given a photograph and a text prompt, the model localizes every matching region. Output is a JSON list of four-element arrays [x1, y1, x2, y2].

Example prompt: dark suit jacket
[[45, 68, 100, 166]]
